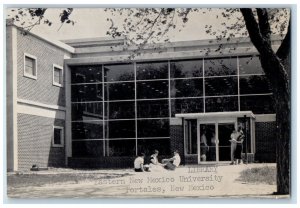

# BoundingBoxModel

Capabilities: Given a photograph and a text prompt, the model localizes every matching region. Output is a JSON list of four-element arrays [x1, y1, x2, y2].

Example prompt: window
[[52, 126, 64, 147], [53, 64, 63, 87], [24, 53, 37, 79]]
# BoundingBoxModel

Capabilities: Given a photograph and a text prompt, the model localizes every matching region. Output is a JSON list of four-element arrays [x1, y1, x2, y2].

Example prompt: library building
[[6, 20, 278, 171]]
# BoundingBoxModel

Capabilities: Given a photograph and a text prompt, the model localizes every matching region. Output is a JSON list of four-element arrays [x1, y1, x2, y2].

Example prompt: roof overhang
[[175, 111, 255, 119]]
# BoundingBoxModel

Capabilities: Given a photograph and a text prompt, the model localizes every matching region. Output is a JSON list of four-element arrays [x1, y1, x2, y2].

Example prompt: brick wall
[[255, 121, 276, 162], [17, 32, 69, 106], [17, 114, 65, 170], [170, 125, 185, 165]]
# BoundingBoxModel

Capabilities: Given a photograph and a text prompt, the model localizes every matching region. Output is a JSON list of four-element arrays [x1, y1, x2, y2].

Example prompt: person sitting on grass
[[162, 150, 181, 170], [149, 150, 164, 172], [134, 153, 145, 172]]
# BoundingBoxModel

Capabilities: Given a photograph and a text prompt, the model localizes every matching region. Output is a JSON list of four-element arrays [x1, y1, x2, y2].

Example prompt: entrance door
[[218, 123, 235, 161]]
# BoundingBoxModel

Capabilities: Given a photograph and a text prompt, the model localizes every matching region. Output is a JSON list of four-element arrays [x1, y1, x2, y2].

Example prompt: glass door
[[218, 123, 235, 161], [199, 124, 216, 162]]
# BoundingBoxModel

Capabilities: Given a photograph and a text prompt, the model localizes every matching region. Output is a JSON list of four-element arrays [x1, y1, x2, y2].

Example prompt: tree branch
[[276, 15, 291, 61], [240, 8, 272, 54], [256, 8, 271, 45]]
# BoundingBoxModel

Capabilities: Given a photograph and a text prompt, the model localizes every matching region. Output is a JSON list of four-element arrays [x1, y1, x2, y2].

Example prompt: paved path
[[7, 163, 280, 199]]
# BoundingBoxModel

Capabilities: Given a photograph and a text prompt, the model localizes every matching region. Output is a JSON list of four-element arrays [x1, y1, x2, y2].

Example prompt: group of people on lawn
[[134, 150, 181, 172]]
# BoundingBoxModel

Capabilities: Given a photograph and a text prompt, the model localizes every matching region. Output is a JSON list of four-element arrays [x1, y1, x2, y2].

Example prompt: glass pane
[[199, 124, 216, 161], [105, 82, 135, 101], [72, 121, 103, 140], [54, 68, 62, 84], [240, 75, 272, 94], [240, 95, 275, 114], [218, 123, 234, 161], [105, 120, 135, 139], [137, 80, 168, 99], [106, 139, 136, 156], [185, 120, 197, 154], [104, 64, 134, 82], [54, 128, 62, 145], [72, 140, 104, 157], [25, 57, 34, 68], [204, 57, 237, 76], [170, 78, 203, 98], [137, 139, 171, 156], [137, 62, 168, 80], [105, 101, 135, 119], [205, 96, 238, 112], [238, 117, 251, 154], [72, 102, 103, 121], [71, 66, 102, 84], [137, 100, 169, 118], [205, 77, 238, 96], [239, 56, 264, 75], [170, 59, 203, 78], [137, 119, 170, 138], [71, 84, 103, 102], [171, 98, 203, 117]]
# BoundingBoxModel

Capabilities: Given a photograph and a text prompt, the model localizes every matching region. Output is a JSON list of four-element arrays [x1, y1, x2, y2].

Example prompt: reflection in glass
[[71, 84, 103, 102], [170, 78, 203, 97], [217, 123, 234, 161], [185, 120, 197, 154], [72, 102, 103, 121], [137, 62, 168, 80], [170, 59, 203, 78], [105, 101, 135, 119], [105, 120, 135, 138], [205, 77, 238, 96], [104, 82, 135, 101], [71, 66, 102, 84], [72, 121, 103, 140], [240, 75, 272, 94], [205, 57, 237, 76], [106, 139, 136, 156], [72, 140, 104, 157], [137, 80, 168, 99], [104, 64, 134, 82], [239, 56, 264, 75], [137, 139, 171, 155], [237, 117, 251, 154], [137, 119, 170, 138], [171, 98, 203, 116], [240, 95, 274, 114], [205, 96, 238, 112], [137, 100, 169, 118]]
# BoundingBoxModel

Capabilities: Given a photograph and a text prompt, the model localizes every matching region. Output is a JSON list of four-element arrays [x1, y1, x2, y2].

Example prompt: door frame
[[197, 118, 237, 164]]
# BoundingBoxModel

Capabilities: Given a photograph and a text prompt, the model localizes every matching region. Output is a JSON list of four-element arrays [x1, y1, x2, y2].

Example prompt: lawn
[[237, 165, 276, 185]]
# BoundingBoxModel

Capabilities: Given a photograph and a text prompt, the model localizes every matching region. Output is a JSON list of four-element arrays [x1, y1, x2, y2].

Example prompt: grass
[[238, 165, 276, 185], [7, 172, 131, 188]]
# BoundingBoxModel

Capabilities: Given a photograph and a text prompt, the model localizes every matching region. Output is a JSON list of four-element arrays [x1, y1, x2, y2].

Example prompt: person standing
[[235, 127, 245, 164], [200, 130, 209, 161]]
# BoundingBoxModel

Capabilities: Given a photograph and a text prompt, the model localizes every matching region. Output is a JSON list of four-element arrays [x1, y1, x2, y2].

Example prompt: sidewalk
[[6, 163, 283, 198]]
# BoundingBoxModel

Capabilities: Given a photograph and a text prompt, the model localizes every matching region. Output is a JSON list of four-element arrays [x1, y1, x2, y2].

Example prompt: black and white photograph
[[3, 3, 296, 202]]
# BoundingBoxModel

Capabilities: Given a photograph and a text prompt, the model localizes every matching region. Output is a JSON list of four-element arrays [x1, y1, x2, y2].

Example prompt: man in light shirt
[[162, 150, 181, 170], [134, 153, 145, 172]]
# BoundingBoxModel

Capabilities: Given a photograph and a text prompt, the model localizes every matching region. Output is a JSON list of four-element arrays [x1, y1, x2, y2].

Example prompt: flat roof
[[175, 111, 255, 119]]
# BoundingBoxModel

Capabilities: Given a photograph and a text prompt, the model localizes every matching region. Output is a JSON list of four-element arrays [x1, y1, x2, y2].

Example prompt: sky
[[6, 8, 245, 42]]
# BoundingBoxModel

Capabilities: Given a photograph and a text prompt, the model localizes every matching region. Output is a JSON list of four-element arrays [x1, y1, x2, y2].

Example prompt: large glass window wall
[[70, 56, 274, 157]]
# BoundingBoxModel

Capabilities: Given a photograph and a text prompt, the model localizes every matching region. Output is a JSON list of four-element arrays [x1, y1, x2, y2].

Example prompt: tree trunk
[[240, 8, 291, 194], [259, 52, 290, 195]]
